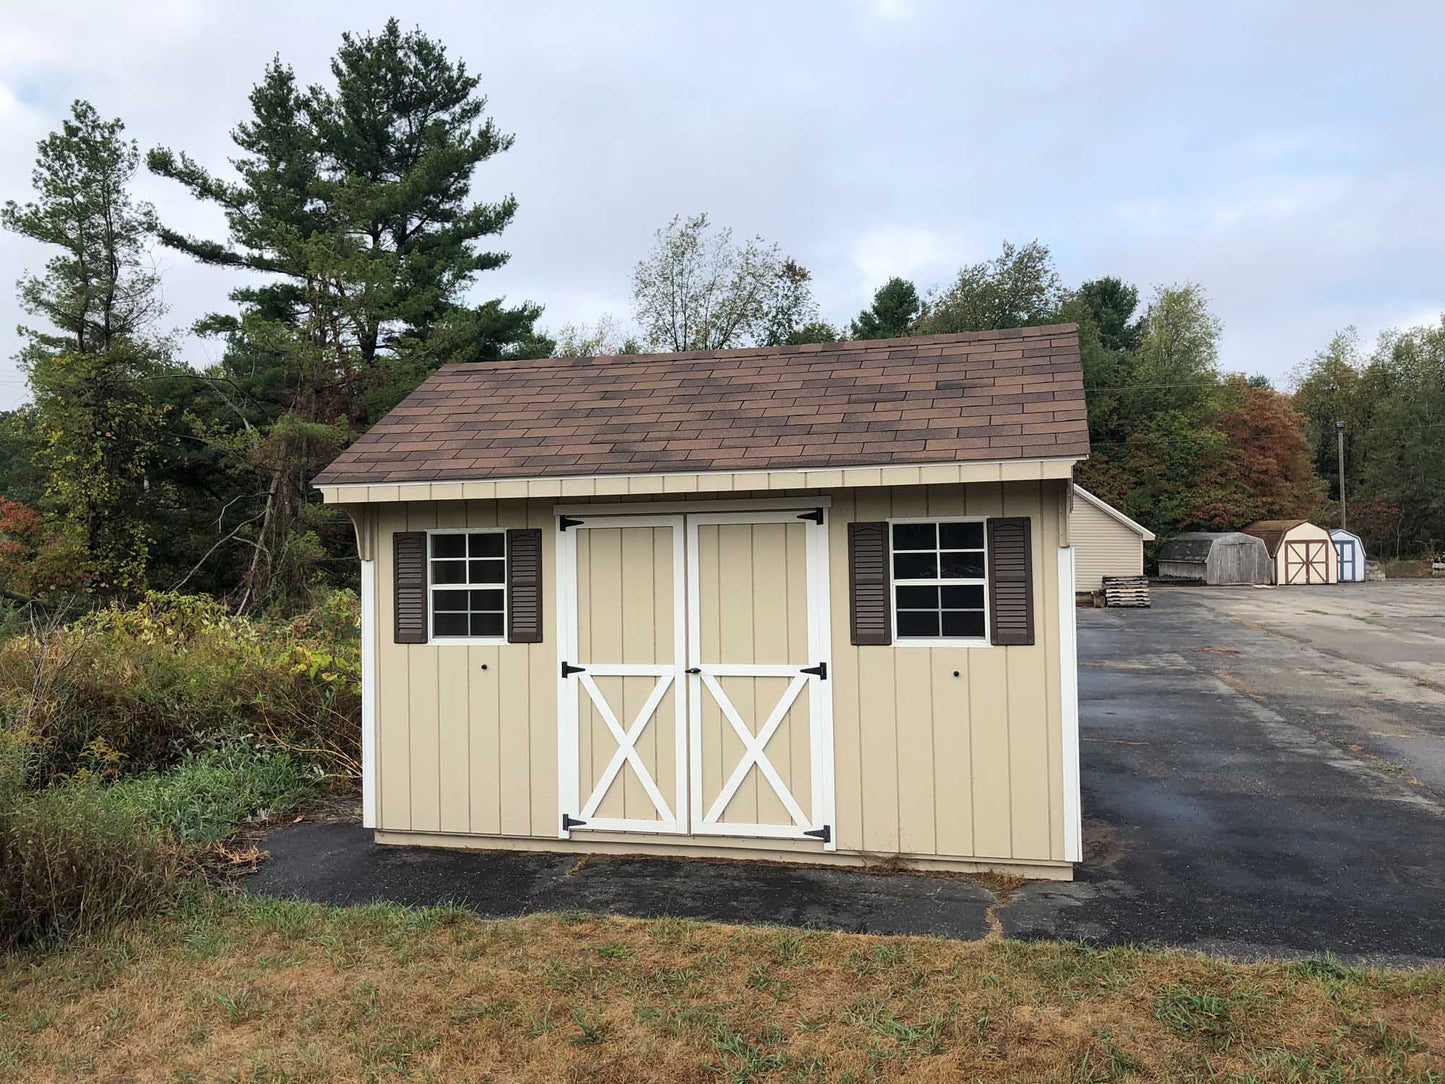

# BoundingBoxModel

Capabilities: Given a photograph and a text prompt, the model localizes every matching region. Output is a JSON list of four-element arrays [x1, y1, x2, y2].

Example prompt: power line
[[1083, 378, 1239, 394], [1085, 418, 1445, 450]]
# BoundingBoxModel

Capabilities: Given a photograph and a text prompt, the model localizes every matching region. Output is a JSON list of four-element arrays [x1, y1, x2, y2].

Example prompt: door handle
[[685, 667, 702, 675]]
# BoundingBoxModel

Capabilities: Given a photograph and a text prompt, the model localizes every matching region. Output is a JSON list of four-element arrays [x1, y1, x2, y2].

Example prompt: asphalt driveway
[[1006, 581, 1445, 964], [250, 581, 1445, 964]]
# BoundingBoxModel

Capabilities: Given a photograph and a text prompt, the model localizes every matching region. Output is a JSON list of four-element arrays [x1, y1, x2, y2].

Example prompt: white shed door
[[558, 509, 834, 847], [559, 516, 688, 835], [686, 511, 834, 845]]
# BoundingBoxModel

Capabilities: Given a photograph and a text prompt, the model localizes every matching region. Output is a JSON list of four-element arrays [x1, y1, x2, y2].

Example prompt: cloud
[[862, 0, 917, 22], [0, 1, 1441, 411]]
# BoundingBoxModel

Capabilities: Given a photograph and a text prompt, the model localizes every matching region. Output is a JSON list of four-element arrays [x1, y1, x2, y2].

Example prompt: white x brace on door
[[557, 515, 688, 835], [557, 507, 834, 849], [686, 510, 835, 846]]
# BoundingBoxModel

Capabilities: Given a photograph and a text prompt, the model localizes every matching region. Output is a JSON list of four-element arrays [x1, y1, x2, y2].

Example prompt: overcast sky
[[0, 1, 1441, 409]]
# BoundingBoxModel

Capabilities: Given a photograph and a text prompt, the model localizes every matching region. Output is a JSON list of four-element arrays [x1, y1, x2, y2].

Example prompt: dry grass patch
[[0, 894, 1442, 1082], [1376, 559, 1435, 580]]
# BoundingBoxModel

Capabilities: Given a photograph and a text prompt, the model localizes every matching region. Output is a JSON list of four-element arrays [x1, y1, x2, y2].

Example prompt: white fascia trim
[[359, 558, 378, 829], [1057, 546, 1082, 863], [1072, 484, 1156, 540], [318, 456, 1085, 503]]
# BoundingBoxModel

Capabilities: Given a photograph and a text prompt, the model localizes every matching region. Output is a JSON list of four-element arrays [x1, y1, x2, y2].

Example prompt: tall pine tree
[[148, 21, 551, 609], [1, 101, 176, 593]]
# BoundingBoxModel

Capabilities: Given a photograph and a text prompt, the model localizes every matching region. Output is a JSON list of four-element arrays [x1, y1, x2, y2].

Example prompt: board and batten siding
[[1070, 497, 1146, 592], [358, 478, 1072, 871]]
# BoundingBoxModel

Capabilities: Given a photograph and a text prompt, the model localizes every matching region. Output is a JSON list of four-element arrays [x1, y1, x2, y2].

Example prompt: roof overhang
[[317, 455, 1082, 505], [1072, 484, 1156, 540]]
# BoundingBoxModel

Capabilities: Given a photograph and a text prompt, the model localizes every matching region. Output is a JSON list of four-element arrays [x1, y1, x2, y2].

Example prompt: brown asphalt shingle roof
[[313, 325, 1090, 487], [1242, 520, 1311, 556]]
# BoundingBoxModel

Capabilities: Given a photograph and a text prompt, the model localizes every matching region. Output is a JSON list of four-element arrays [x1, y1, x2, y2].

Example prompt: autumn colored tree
[[0, 499, 84, 600], [1218, 376, 1322, 522]]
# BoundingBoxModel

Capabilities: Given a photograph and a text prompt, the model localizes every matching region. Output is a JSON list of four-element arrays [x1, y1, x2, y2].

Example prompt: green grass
[[101, 746, 316, 846]]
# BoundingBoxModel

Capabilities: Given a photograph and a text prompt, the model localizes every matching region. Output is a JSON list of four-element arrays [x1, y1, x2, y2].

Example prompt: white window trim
[[425, 527, 508, 646], [887, 515, 993, 648]]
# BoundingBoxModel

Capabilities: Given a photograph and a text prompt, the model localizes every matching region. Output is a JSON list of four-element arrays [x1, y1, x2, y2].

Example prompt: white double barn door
[[558, 510, 834, 848]]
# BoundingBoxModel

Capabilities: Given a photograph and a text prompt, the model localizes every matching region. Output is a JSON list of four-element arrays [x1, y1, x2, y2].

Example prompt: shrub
[[0, 590, 360, 784], [0, 743, 179, 950], [104, 746, 317, 846]]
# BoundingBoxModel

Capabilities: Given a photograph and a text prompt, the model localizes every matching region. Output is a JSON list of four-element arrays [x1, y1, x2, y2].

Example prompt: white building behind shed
[[1069, 485, 1155, 592]]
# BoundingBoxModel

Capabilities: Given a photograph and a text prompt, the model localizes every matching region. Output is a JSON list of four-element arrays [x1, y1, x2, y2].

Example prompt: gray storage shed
[[1157, 532, 1272, 585]]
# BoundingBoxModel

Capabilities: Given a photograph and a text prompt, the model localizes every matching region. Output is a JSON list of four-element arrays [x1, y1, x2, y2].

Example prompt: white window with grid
[[889, 518, 989, 644], [427, 530, 506, 641]]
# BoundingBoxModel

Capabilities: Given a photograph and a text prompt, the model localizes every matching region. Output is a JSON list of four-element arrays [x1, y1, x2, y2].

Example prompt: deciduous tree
[[552, 314, 641, 357], [914, 240, 1062, 334], [632, 214, 821, 351], [1218, 375, 1322, 522], [1292, 318, 1445, 558]]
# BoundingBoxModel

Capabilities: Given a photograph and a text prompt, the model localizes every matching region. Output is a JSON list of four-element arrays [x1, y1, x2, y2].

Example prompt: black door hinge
[[558, 516, 583, 530], [803, 824, 831, 843], [562, 661, 586, 678], [800, 662, 827, 680], [562, 813, 587, 831], [797, 508, 825, 525]]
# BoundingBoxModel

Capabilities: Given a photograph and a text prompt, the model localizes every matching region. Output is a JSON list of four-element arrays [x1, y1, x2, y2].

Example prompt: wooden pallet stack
[[1102, 576, 1151, 608]]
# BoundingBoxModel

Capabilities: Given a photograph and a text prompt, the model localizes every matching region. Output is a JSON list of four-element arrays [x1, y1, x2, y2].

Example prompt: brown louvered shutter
[[987, 517, 1034, 646], [393, 531, 427, 644], [848, 521, 891, 645], [506, 528, 543, 644]]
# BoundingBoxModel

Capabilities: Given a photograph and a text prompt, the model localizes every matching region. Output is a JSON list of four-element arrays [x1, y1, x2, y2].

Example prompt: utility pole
[[1336, 420, 1347, 530]]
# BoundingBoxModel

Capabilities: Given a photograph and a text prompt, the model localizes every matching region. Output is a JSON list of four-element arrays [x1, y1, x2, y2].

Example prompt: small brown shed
[[1242, 520, 1338, 585], [315, 326, 1091, 880]]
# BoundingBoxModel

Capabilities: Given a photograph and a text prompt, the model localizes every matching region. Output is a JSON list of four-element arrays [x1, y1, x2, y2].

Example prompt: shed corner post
[[345, 507, 380, 831], [1057, 544, 1082, 863]]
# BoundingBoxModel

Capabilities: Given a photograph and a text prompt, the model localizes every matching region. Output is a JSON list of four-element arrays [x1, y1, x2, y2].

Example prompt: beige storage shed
[[315, 326, 1091, 881], [1069, 485, 1155, 592], [1243, 520, 1339, 585]]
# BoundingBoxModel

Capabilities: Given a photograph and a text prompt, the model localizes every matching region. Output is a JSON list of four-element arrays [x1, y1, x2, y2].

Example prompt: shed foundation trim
[[372, 830, 1076, 882]]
